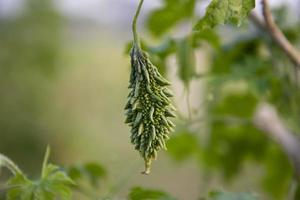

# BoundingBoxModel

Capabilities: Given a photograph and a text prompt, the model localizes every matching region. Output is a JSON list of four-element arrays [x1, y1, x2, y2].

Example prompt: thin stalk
[[41, 146, 50, 178], [0, 154, 22, 175], [132, 0, 144, 49]]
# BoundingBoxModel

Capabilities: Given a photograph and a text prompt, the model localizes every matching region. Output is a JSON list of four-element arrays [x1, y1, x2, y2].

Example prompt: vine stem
[[260, 0, 300, 68], [132, 0, 144, 49], [0, 154, 22, 175]]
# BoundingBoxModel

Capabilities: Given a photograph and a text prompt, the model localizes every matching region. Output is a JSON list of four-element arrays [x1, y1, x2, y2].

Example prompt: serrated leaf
[[129, 187, 177, 200], [194, 0, 255, 31], [6, 164, 74, 200], [5, 148, 74, 200], [6, 173, 33, 200]]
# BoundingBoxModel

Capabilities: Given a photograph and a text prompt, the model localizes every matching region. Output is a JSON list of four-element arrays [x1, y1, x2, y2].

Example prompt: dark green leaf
[[192, 29, 220, 49], [167, 131, 200, 161], [129, 187, 177, 200], [295, 184, 300, 200], [213, 93, 257, 118], [67, 162, 106, 188], [84, 162, 106, 186]]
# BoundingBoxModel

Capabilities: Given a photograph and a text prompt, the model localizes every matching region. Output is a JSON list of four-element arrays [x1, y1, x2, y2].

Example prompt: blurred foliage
[[176, 36, 196, 88], [0, 0, 300, 199], [0, 149, 110, 200], [0, 0, 63, 174], [167, 130, 200, 162], [128, 187, 177, 200], [67, 162, 106, 188], [128, 187, 257, 200], [146, 0, 196, 36], [143, 0, 300, 199], [205, 191, 257, 200]]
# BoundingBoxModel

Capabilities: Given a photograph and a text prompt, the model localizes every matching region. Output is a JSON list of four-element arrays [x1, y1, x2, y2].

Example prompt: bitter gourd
[[124, 0, 176, 175]]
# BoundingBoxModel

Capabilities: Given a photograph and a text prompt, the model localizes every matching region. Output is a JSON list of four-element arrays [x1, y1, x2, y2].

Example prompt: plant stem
[[132, 0, 144, 49], [260, 0, 300, 68], [0, 154, 22, 175], [42, 145, 50, 178]]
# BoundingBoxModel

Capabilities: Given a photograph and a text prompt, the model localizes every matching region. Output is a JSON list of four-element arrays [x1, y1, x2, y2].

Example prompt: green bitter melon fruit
[[124, 0, 176, 174]]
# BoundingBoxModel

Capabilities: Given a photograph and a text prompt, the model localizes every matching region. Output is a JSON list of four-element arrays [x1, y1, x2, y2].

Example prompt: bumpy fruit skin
[[125, 45, 176, 174]]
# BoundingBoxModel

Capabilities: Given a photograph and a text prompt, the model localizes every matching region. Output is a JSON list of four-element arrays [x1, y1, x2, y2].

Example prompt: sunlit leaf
[[194, 0, 255, 31]]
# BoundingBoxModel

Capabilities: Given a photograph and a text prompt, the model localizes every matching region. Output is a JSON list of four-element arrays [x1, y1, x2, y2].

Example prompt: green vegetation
[[1, 0, 300, 199]]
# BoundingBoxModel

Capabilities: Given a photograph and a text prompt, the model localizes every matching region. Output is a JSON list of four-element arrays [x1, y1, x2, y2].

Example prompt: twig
[[254, 103, 300, 180], [259, 0, 300, 67], [249, 12, 265, 31], [287, 177, 298, 200]]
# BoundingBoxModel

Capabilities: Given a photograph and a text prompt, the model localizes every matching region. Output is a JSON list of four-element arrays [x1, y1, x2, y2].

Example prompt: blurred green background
[[0, 0, 300, 200]]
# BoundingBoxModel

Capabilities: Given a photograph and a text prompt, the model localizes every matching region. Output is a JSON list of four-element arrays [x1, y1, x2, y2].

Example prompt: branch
[[254, 103, 300, 180], [259, 0, 300, 67]]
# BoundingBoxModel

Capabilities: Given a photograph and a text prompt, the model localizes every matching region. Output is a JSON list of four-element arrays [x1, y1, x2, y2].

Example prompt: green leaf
[[176, 36, 196, 87], [262, 146, 292, 199], [192, 29, 220, 49], [129, 187, 177, 200], [6, 148, 75, 200], [6, 164, 74, 200], [84, 162, 106, 187], [295, 185, 300, 200], [67, 162, 106, 188], [213, 93, 257, 118], [194, 0, 255, 31], [6, 173, 33, 200], [167, 131, 200, 161], [208, 191, 257, 200], [147, 0, 196, 36]]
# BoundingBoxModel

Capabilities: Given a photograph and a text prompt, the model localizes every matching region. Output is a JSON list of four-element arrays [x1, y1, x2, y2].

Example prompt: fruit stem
[[142, 158, 151, 175], [132, 0, 144, 49]]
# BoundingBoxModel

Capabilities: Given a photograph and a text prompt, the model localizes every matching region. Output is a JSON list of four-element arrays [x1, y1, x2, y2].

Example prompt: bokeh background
[[0, 0, 299, 199]]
